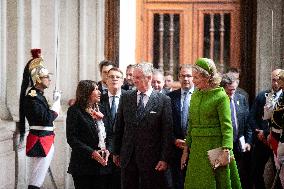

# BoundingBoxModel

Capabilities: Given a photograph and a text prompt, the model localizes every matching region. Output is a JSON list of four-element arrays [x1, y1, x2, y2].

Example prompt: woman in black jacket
[[66, 80, 110, 189]]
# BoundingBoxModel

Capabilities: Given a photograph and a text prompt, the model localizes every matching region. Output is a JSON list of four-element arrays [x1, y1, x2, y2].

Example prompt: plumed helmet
[[29, 57, 51, 85], [30, 48, 41, 58]]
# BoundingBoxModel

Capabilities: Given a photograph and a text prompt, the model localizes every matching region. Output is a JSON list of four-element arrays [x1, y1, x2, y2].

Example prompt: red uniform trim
[[26, 133, 54, 156]]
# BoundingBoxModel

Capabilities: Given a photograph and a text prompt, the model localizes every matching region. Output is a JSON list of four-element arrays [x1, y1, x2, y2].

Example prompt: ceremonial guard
[[19, 52, 61, 189], [270, 70, 284, 188]]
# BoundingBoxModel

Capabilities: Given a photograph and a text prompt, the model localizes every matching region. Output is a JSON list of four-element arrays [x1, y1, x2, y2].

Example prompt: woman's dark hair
[[75, 80, 97, 109]]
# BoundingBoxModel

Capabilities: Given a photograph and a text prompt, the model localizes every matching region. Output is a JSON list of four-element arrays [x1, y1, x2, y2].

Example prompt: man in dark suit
[[98, 60, 116, 94], [164, 71, 174, 92], [226, 67, 249, 102], [152, 69, 170, 94], [99, 67, 126, 189], [221, 73, 252, 189], [113, 62, 173, 189], [167, 64, 194, 189], [249, 69, 282, 189], [121, 64, 136, 91]]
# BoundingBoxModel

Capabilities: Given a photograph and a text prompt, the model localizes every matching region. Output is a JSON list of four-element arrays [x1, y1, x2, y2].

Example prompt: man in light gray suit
[[113, 62, 173, 189]]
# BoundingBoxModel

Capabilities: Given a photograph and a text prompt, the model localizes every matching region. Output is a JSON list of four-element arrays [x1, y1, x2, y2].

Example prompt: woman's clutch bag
[[207, 147, 234, 170]]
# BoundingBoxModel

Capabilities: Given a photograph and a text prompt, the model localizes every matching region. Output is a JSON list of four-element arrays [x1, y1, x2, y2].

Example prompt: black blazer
[[99, 90, 126, 174], [248, 90, 270, 143], [167, 89, 183, 140], [99, 90, 126, 153], [233, 93, 253, 146], [24, 87, 57, 129], [113, 90, 173, 171], [66, 104, 102, 175]]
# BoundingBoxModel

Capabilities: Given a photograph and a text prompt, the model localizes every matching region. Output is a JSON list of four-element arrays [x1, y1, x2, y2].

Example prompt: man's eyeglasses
[[179, 74, 192, 78], [108, 75, 122, 79]]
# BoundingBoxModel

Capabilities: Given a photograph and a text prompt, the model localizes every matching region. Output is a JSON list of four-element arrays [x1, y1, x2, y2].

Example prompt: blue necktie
[[110, 96, 116, 121], [137, 93, 145, 118], [230, 98, 238, 142], [182, 91, 190, 135]]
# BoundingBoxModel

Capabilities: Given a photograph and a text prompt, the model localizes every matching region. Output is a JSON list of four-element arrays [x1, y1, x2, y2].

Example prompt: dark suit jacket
[[99, 90, 126, 153], [233, 93, 253, 148], [121, 83, 136, 91], [99, 90, 125, 175], [248, 90, 270, 143], [98, 80, 108, 94], [113, 90, 173, 171], [167, 89, 183, 141], [161, 88, 170, 95], [66, 104, 102, 175], [236, 87, 249, 102]]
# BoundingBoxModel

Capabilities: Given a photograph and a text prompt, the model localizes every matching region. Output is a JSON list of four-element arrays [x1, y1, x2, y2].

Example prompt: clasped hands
[[92, 149, 110, 166]]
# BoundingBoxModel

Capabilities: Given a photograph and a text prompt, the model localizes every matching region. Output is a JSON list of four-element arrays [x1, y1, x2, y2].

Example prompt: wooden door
[[136, 0, 241, 77]]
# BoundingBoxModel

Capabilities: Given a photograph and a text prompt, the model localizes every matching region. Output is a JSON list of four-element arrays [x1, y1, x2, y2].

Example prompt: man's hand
[[113, 155, 121, 167], [244, 143, 251, 152], [175, 139, 186, 149], [92, 150, 108, 166], [53, 90, 62, 101], [256, 129, 266, 142], [181, 145, 189, 170], [155, 161, 167, 171]]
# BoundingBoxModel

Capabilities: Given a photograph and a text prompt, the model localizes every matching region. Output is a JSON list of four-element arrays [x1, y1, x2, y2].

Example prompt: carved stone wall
[[255, 0, 284, 94], [0, 0, 105, 188]]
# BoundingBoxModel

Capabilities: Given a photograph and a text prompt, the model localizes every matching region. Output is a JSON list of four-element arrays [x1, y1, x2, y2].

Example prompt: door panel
[[137, 0, 241, 78], [193, 3, 240, 72]]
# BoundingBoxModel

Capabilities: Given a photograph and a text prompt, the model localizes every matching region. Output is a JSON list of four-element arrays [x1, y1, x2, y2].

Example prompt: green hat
[[195, 58, 214, 74]]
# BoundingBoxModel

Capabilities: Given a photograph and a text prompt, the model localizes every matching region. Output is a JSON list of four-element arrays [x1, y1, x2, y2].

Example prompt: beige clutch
[[207, 147, 234, 170]]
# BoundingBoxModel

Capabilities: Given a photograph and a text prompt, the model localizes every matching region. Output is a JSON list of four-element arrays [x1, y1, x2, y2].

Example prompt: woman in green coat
[[181, 58, 242, 189]]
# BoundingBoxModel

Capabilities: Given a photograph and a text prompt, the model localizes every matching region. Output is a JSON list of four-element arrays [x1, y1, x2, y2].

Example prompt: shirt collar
[[108, 90, 122, 97], [181, 86, 194, 94], [274, 89, 282, 97], [137, 87, 153, 97]]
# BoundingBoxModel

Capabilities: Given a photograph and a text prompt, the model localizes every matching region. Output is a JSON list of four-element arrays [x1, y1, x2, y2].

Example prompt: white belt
[[271, 127, 282, 134], [30, 126, 54, 131]]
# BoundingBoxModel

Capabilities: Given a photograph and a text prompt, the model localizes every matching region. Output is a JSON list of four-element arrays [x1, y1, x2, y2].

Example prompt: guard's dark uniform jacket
[[24, 87, 58, 157], [270, 93, 284, 154]]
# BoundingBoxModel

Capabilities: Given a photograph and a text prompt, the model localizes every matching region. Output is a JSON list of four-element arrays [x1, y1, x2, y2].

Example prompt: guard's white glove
[[51, 90, 61, 114], [53, 90, 61, 101], [277, 142, 284, 164], [263, 92, 276, 120]]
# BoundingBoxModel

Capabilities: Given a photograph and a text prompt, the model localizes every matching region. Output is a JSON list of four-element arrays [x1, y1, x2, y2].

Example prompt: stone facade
[[255, 0, 284, 93], [0, 0, 105, 188], [0, 0, 283, 188]]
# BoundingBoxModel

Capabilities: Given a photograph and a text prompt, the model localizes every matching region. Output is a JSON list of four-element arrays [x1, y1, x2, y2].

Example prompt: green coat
[[185, 87, 242, 189]]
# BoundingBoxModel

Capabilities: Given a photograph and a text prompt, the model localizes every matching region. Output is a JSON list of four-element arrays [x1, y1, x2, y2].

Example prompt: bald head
[[271, 69, 282, 92]]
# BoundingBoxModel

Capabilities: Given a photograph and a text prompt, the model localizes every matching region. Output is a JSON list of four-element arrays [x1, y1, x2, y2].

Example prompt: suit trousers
[[233, 142, 252, 189], [121, 152, 168, 189], [251, 140, 273, 189], [72, 174, 107, 189], [168, 148, 187, 189]]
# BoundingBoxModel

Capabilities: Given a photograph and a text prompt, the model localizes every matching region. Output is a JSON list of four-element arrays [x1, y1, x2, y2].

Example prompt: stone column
[[119, 0, 136, 74], [256, 0, 283, 93]]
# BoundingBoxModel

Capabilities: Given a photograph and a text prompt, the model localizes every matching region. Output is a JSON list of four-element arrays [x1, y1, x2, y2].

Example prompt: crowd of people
[[20, 49, 284, 189]]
